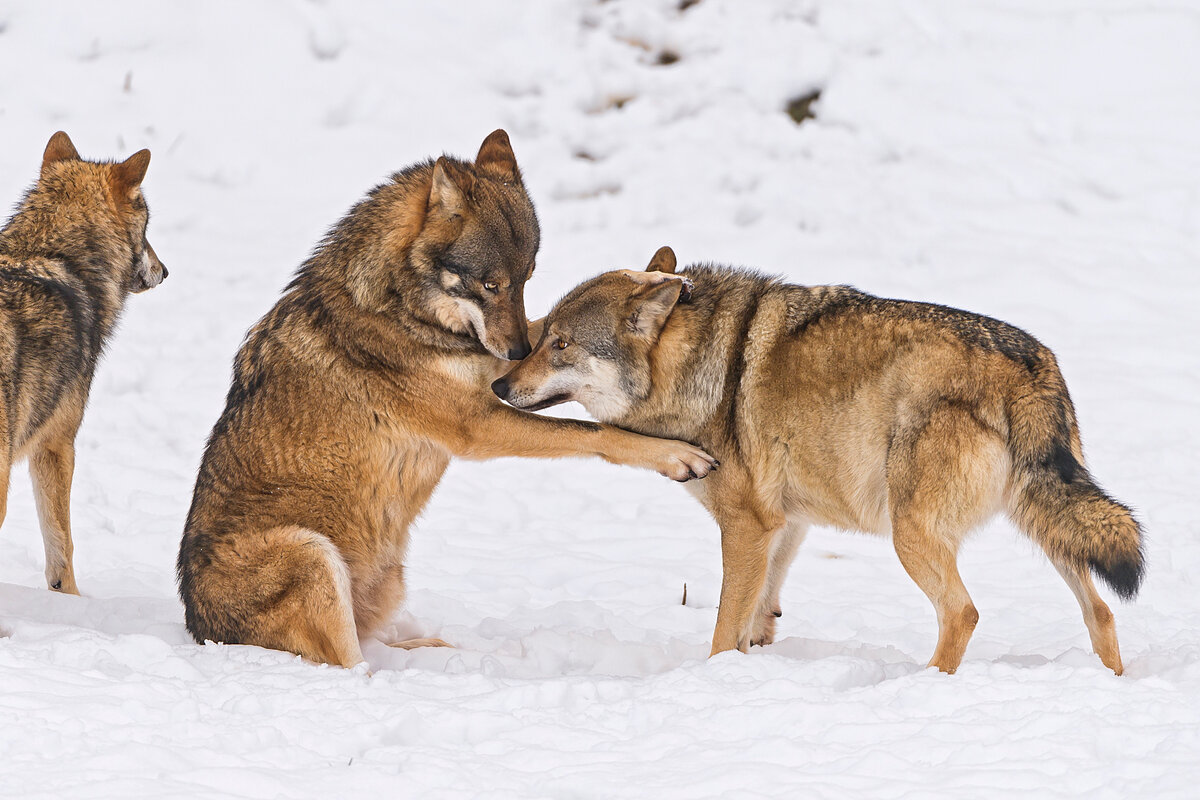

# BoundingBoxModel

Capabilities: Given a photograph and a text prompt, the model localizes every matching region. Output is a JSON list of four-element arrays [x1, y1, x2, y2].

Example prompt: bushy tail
[[1006, 364, 1144, 600]]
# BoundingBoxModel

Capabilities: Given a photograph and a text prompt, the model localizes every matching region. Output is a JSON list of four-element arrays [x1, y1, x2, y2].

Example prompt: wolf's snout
[[506, 340, 532, 361], [491, 377, 511, 400], [160, 264, 169, 280]]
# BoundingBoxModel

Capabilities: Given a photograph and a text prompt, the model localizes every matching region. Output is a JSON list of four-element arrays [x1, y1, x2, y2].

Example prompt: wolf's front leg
[[446, 402, 718, 482], [31, 434, 80, 595], [707, 481, 785, 655], [0, 456, 9, 540], [749, 519, 808, 647]]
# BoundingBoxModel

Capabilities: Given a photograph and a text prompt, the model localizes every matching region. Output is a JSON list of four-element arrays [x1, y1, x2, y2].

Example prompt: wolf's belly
[[778, 423, 892, 536]]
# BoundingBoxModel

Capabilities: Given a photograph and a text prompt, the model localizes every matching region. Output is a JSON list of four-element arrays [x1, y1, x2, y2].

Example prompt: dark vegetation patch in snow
[[786, 89, 822, 125]]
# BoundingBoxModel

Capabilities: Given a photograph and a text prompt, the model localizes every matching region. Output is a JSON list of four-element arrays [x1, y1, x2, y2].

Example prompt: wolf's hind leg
[[0, 397, 9, 533], [191, 526, 365, 668], [891, 523, 977, 673], [1052, 560, 1122, 674], [750, 520, 808, 647], [30, 433, 80, 595], [888, 403, 1007, 673], [258, 527, 364, 668]]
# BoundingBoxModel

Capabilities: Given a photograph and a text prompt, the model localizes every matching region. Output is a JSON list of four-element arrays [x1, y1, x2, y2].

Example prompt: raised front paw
[[652, 439, 719, 482]]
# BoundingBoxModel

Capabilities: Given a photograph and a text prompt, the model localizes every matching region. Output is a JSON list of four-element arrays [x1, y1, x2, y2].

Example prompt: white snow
[[1, 1, 1198, 797]]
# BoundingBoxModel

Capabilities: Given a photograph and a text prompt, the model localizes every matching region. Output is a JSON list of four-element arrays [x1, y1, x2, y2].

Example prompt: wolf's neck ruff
[[285, 160, 524, 360], [605, 268, 762, 446], [0, 180, 138, 353]]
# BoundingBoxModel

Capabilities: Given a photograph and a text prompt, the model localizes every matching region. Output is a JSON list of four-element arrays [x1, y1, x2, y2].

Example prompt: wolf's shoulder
[[0, 254, 83, 312]]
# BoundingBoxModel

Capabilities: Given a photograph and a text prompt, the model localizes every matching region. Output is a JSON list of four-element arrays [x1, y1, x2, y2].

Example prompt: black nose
[[506, 341, 531, 361], [491, 377, 510, 400], [161, 265, 169, 280]]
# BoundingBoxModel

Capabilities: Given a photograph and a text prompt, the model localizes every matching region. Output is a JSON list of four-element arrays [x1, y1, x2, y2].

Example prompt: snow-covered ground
[[2, 1, 1198, 796]]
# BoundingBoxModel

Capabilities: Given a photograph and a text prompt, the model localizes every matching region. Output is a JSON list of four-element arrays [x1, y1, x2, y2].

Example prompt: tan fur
[[498, 248, 1142, 675], [0, 132, 166, 595], [177, 136, 717, 668]]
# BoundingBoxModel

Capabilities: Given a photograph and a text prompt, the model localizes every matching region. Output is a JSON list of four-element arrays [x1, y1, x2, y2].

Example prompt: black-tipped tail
[[1011, 463, 1144, 600], [1089, 546, 1144, 602]]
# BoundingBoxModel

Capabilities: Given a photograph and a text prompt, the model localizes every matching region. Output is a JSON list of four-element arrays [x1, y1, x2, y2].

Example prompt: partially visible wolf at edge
[[0, 131, 167, 597]]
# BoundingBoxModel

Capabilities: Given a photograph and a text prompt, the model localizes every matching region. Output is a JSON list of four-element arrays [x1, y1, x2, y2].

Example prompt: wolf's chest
[[376, 437, 452, 532]]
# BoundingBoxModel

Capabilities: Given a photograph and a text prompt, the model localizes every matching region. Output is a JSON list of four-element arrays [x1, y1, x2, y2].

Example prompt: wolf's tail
[[1005, 357, 1143, 600]]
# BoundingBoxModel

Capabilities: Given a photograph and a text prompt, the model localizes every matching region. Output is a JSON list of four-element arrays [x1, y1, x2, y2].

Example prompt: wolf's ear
[[430, 157, 473, 216], [112, 149, 151, 194], [627, 279, 684, 339], [42, 131, 81, 173], [475, 129, 520, 183], [645, 246, 677, 274]]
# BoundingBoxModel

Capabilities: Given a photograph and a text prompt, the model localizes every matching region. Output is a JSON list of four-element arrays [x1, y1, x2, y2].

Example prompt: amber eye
[[554, 339, 569, 350], [483, 281, 499, 293]]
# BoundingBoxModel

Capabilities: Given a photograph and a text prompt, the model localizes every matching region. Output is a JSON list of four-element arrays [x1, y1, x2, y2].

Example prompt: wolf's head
[[35, 131, 167, 293], [493, 246, 689, 420], [403, 130, 539, 360]]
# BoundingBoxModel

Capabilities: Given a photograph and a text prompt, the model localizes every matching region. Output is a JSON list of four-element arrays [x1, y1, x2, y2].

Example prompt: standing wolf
[[177, 133, 716, 668], [0, 131, 167, 595], [495, 247, 1142, 674]]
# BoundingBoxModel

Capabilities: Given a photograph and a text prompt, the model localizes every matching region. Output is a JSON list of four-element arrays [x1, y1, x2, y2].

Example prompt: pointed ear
[[627, 279, 684, 339], [475, 129, 519, 182], [645, 246, 677, 274], [112, 149, 151, 194], [42, 131, 81, 173], [430, 156, 473, 216]]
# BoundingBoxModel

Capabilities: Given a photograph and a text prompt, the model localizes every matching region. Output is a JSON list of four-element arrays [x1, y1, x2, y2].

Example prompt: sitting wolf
[[178, 138, 716, 669]]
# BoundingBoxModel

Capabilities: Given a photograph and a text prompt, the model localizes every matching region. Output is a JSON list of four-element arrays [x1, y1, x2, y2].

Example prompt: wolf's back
[[1005, 355, 1143, 599]]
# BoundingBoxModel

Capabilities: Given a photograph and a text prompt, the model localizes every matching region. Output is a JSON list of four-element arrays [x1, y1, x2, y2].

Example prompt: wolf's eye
[[554, 339, 569, 350], [483, 281, 499, 294]]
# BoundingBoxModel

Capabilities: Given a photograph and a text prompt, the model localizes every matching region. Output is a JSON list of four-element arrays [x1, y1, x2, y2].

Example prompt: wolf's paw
[[386, 637, 452, 650], [651, 439, 719, 482], [750, 610, 778, 647], [47, 573, 80, 595]]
